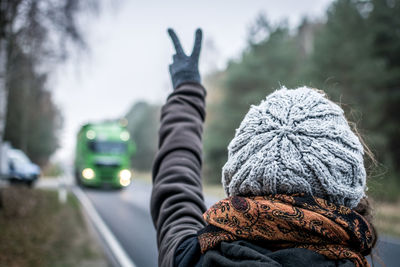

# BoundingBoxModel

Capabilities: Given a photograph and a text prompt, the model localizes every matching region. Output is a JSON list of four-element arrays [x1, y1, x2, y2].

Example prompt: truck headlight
[[120, 131, 130, 141], [86, 130, 96, 140], [82, 168, 95, 179], [119, 169, 131, 186]]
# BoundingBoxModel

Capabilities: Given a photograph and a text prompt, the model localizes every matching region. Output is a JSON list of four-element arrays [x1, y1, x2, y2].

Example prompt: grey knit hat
[[222, 86, 366, 208]]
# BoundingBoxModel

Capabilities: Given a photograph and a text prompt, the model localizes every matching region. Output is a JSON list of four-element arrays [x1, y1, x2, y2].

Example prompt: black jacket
[[175, 236, 355, 267], [151, 82, 355, 267]]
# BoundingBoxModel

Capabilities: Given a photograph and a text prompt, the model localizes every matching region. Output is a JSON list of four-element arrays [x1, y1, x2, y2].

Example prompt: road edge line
[[73, 187, 136, 267]]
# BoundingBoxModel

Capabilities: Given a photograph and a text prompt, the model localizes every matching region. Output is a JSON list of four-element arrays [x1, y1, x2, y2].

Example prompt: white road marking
[[73, 187, 136, 267]]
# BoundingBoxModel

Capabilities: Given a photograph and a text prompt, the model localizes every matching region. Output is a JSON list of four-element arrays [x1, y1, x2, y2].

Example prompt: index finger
[[168, 28, 185, 55]]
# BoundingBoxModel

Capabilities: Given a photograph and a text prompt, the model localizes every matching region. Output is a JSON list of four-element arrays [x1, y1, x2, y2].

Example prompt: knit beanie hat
[[222, 87, 366, 208]]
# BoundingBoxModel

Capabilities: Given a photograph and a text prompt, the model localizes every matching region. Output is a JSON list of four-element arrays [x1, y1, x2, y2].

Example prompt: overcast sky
[[53, 0, 334, 163]]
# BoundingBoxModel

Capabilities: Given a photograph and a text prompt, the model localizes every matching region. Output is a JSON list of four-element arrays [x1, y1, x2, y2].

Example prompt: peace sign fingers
[[167, 28, 203, 89]]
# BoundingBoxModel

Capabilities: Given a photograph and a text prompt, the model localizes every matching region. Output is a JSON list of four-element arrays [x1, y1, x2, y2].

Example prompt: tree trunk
[[0, 39, 8, 176]]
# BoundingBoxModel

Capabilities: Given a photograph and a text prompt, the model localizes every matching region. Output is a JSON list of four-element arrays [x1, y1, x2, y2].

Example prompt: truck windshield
[[88, 141, 127, 154]]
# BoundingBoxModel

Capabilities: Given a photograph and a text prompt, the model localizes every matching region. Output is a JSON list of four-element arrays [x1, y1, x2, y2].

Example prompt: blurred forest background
[[202, 0, 400, 201], [127, 0, 400, 201], [1, 0, 399, 201]]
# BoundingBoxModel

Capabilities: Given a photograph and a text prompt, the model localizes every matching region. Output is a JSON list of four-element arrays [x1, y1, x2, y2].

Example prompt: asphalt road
[[368, 236, 400, 267], [83, 180, 158, 267], [79, 179, 400, 267]]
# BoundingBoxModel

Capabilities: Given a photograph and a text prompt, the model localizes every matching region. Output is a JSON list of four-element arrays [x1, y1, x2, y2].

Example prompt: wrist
[[172, 70, 201, 89]]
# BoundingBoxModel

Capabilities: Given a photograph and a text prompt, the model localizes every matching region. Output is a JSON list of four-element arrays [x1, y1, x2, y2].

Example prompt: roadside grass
[[367, 176, 400, 203], [367, 176, 400, 238], [41, 162, 65, 178], [132, 171, 152, 184], [0, 186, 108, 267], [133, 171, 227, 198], [373, 200, 400, 238], [202, 183, 225, 199]]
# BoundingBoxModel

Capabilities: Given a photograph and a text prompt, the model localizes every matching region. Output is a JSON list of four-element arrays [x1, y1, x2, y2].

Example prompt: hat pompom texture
[[222, 87, 366, 208]]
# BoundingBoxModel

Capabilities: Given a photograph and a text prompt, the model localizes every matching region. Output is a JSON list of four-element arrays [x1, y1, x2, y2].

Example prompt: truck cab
[[74, 121, 135, 188]]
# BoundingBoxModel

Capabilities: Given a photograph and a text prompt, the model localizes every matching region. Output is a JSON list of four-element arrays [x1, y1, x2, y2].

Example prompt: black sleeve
[[174, 235, 203, 267], [151, 82, 207, 267]]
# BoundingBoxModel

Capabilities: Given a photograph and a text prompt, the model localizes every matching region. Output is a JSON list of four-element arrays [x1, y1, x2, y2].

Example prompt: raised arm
[[150, 29, 207, 267]]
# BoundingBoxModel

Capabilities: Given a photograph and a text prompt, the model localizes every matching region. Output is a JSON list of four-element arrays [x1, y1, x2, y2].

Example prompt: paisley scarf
[[198, 194, 373, 267]]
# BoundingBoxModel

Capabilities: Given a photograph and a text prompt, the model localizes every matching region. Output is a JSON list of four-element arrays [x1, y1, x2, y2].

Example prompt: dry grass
[[0, 186, 108, 267], [373, 200, 400, 238], [132, 171, 152, 184], [134, 171, 227, 198], [203, 183, 225, 199]]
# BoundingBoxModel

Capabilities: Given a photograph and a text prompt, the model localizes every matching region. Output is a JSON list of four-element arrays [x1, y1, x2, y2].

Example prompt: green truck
[[74, 120, 135, 188]]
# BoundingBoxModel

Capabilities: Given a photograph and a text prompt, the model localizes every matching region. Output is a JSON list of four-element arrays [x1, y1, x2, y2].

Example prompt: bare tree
[[0, 0, 98, 174]]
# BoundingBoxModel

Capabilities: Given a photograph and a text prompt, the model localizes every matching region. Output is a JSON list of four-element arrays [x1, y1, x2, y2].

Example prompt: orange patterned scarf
[[198, 194, 373, 267]]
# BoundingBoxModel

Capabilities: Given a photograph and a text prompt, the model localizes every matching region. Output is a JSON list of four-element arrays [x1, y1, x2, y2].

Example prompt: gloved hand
[[167, 28, 202, 89]]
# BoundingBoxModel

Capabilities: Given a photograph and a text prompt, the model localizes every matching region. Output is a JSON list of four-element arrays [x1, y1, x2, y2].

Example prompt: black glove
[[168, 28, 202, 89]]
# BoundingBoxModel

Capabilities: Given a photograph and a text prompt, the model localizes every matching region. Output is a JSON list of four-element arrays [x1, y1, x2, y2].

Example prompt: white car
[[8, 149, 40, 187]]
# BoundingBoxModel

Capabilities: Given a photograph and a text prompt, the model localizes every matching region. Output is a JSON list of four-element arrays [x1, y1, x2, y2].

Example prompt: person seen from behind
[[150, 28, 377, 267]]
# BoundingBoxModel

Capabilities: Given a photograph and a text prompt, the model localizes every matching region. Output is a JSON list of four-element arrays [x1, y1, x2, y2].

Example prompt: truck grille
[[95, 162, 120, 168], [96, 165, 120, 180], [93, 160, 121, 180]]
